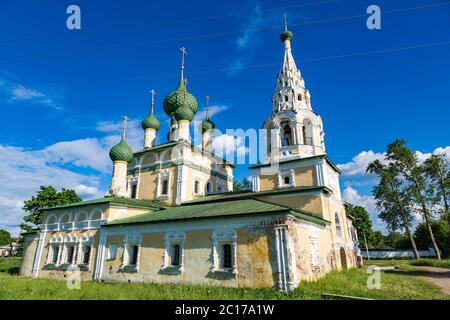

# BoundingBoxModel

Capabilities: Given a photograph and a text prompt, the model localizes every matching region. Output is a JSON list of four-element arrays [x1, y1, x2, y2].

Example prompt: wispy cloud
[[226, 2, 309, 76], [0, 118, 145, 236], [193, 105, 228, 122], [0, 71, 65, 110]]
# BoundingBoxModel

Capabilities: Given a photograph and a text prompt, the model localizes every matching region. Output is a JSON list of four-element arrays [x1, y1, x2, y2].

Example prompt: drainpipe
[[279, 228, 288, 291], [275, 227, 284, 291]]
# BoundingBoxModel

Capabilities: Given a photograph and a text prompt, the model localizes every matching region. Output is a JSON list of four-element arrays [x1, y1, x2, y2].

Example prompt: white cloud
[[0, 145, 103, 236], [337, 150, 385, 177], [342, 186, 385, 232], [211, 134, 248, 162], [0, 118, 144, 236], [416, 146, 450, 163], [193, 105, 228, 122], [0, 73, 64, 110]]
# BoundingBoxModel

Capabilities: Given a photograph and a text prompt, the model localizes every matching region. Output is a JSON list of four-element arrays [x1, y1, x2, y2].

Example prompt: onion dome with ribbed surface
[[163, 80, 198, 116], [141, 113, 160, 131], [280, 30, 293, 42], [174, 105, 194, 122], [201, 118, 215, 133], [109, 139, 133, 162]]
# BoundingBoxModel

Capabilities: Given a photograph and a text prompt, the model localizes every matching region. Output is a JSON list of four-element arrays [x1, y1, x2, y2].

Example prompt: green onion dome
[[163, 81, 198, 116], [201, 119, 216, 133], [141, 113, 160, 131], [280, 30, 293, 42], [109, 139, 133, 162], [173, 105, 194, 122]]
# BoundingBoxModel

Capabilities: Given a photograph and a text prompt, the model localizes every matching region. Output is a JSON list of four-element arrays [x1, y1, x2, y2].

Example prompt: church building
[[20, 19, 361, 291]]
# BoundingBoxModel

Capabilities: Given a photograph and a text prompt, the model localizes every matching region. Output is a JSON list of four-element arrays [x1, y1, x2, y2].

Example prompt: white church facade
[[20, 19, 361, 291]]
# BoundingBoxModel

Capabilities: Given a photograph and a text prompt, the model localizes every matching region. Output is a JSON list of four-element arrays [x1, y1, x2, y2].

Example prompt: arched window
[[194, 180, 200, 194], [302, 119, 313, 146], [206, 182, 213, 195], [298, 94, 302, 101], [162, 179, 169, 195], [281, 123, 292, 147], [335, 212, 342, 238], [284, 95, 289, 102]]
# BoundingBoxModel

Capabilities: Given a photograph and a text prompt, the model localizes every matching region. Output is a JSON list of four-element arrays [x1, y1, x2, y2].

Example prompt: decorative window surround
[[157, 170, 171, 199], [121, 233, 142, 271], [277, 169, 295, 189], [192, 176, 202, 196], [161, 231, 185, 274], [211, 228, 237, 275]]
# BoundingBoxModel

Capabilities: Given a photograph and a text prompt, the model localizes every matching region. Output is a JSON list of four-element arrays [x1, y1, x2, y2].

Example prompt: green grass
[[0, 257, 448, 300], [363, 258, 450, 269]]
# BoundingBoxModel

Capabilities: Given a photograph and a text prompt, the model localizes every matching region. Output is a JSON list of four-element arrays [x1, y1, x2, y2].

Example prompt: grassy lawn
[[1, 257, 448, 300], [363, 258, 450, 269]]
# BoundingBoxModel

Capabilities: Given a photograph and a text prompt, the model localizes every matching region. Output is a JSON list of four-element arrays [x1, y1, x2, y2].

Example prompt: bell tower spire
[[272, 14, 311, 114]]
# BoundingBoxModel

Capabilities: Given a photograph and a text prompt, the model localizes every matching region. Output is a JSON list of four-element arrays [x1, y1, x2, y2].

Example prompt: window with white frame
[[211, 228, 237, 274], [278, 169, 295, 188], [193, 178, 202, 195], [122, 233, 142, 267], [78, 233, 94, 265], [158, 171, 170, 197], [63, 234, 78, 265], [163, 231, 185, 271], [47, 234, 62, 265]]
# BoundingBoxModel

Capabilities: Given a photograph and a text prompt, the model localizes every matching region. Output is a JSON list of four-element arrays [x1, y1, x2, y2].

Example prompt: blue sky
[[1, 0, 449, 235]]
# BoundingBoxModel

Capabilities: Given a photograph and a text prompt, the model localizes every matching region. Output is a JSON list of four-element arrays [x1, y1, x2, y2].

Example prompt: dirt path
[[416, 266, 450, 295]]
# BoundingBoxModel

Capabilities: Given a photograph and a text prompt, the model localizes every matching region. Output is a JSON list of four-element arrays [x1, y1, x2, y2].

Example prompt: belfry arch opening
[[302, 119, 313, 146], [280, 122, 292, 147]]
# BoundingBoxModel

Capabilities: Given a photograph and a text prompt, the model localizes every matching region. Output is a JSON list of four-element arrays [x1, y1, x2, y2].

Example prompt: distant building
[[20, 18, 360, 291], [0, 242, 18, 257]]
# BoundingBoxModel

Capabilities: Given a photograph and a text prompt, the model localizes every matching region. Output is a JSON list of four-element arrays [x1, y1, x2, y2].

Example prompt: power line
[[0, 0, 340, 44], [96, 39, 450, 85], [0, 1, 448, 60]]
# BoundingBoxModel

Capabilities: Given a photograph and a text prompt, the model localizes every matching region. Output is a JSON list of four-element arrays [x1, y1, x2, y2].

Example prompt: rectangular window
[[194, 181, 199, 194], [108, 244, 117, 260], [67, 246, 75, 264], [162, 179, 169, 195], [82, 246, 91, 264], [130, 184, 137, 198], [52, 246, 59, 264], [221, 244, 232, 269], [170, 244, 180, 266], [130, 245, 139, 266]]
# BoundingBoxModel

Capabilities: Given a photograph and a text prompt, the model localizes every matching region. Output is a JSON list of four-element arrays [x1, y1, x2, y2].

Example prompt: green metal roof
[[181, 186, 331, 205], [43, 197, 165, 211], [248, 154, 342, 173], [105, 198, 328, 227]]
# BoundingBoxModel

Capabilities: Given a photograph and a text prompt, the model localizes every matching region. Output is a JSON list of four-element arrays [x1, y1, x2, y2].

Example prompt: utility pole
[[363, 230, 370, 260]]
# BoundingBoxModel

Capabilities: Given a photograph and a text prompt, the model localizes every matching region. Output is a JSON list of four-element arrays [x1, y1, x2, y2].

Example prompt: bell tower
[[264, 15, 326, 162]]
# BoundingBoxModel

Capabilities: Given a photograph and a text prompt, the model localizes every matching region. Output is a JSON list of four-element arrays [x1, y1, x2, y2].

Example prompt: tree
[[369, 231, 385, 248], [21, 186, 81, 231], [0, 229, 12, 246], [385, 232, 411, 249], [345, 204, 372, 247], [386, 139, 441, 259], [423, 153, 450, 226], [233, 178, 252, 192], [414, 219, 450, 257], [367, 159, 420, 258]]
